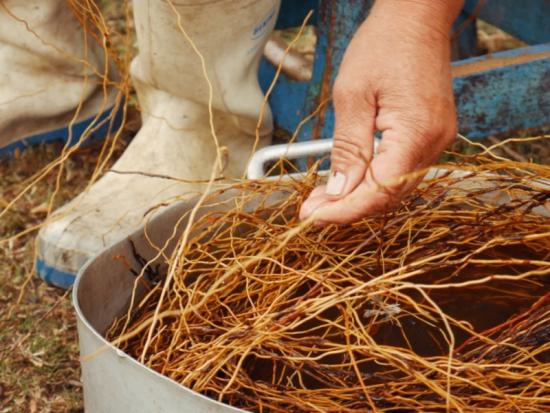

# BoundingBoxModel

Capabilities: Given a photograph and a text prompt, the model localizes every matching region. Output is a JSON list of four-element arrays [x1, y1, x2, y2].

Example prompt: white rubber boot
[[0, 0, 117, 154], [37, 0, 280, 287]]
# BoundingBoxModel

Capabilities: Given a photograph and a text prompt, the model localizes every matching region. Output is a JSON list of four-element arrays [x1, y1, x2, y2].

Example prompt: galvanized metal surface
[[74, 198, 248, 413], [246, 138, 382, 179], [247, 138, 333, 179]]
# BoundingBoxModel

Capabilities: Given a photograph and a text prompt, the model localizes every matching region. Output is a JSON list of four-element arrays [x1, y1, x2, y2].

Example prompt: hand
[[300, 0, 463, 224]]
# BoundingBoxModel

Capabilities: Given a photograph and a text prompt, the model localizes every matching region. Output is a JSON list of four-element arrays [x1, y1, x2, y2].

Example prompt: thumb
[[300, 83, 375, 220], [326, 83, 376, 198]]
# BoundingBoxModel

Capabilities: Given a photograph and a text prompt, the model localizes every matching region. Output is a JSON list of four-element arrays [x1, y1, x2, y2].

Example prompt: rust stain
[[452, 51, 550, 78], [312, 1, 336, 141]]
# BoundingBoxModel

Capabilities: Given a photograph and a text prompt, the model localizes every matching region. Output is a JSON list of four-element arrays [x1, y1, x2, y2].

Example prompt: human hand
[[300, 0, 463, 224]]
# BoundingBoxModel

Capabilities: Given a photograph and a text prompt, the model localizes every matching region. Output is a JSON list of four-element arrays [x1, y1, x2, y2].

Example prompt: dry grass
[[0, 145, 86, 412], [0, 0, 133, 409], [0, 138, 133, 412]]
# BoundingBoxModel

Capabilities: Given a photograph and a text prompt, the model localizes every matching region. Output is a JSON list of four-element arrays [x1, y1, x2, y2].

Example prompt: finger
[[299, 185, 328, 221], [325, 78, 377, 198], [304, 132, 427, 224], [300, 81, 376, 221]]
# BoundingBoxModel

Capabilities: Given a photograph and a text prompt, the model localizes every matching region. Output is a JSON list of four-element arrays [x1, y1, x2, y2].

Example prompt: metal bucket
[[73, 140, 550, 413], [74, 138, 316, 412], [74, 193, 249, 413]]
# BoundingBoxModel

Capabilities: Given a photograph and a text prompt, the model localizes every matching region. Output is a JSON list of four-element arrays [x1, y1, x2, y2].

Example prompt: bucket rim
[[72, 243, 248, 413]]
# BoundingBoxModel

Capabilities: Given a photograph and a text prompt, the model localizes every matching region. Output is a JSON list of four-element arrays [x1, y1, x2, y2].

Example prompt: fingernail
[[326, 171, 346, 196]]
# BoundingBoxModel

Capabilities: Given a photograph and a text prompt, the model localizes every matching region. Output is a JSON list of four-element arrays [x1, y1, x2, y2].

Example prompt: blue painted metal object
[[274, 0, 318, 29], [453, 44, 550, 138], [463, 0, 550, 45], [452, 9, 479, 60], [260, 0, 374, 140], [259, 0, 550, 142], [299, 0, 374, 143], [6, 1, 546, 157]]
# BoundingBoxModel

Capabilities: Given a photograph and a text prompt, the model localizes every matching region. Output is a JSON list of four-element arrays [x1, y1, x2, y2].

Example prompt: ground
[[0, 138, 133, 412], [0, 7, 547, 413]]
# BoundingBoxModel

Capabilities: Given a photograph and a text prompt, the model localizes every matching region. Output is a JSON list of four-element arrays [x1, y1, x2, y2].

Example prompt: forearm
[[301, 0, 461, 223]]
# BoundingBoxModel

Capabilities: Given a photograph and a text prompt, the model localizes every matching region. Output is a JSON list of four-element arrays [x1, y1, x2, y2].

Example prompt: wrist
[[372, 0, 464, 40]]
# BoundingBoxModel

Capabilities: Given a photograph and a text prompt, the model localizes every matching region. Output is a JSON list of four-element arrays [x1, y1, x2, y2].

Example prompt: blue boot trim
[[36, 258, 76, 289], [0, 103, 123, 158]]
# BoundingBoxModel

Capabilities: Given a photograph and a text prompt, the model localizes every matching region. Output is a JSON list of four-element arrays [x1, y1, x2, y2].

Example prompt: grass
[[0, 139, 131, 412]]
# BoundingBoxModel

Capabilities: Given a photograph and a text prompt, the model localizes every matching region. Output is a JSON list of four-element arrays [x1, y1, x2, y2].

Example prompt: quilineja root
[[108, 157, 550, 413]]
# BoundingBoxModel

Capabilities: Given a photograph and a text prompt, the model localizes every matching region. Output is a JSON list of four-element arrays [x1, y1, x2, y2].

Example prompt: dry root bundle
[[108, 158, 550, 412]]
